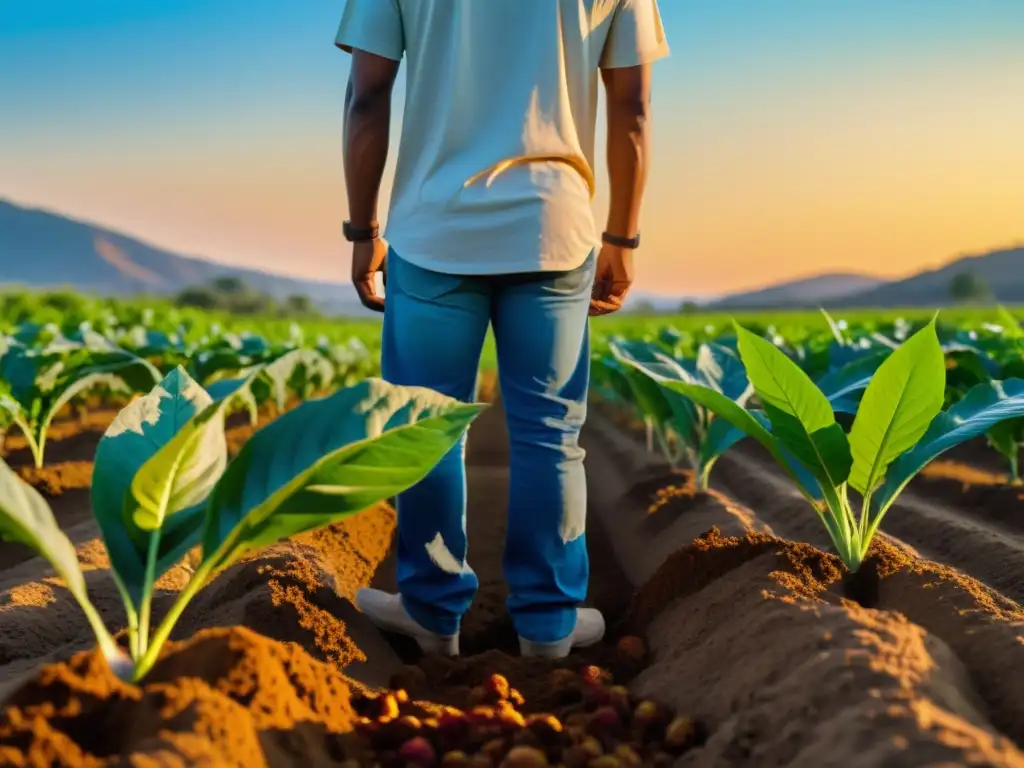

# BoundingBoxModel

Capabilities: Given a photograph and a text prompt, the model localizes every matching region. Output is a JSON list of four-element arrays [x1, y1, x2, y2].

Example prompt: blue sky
[[2, 2, 1022, 295]]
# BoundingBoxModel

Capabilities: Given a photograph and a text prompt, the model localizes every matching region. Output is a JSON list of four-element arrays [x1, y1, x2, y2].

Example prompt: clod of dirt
[[0, 626, 360, 766]]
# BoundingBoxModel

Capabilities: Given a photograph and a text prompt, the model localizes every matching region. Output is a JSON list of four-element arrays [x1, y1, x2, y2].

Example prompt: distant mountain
[[828, 245, 1024, 307], [707, 273, 886, 310], [0, 199, 369, 315]]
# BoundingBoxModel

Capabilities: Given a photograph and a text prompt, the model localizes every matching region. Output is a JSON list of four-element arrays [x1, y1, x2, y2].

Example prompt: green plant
[[605, 340, 756, 491], [649, 318, 1024, 572], [0, 337, 160, 468], [0, 368, 483, 681]]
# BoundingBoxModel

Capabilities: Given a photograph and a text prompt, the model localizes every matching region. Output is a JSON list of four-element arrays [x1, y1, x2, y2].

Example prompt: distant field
[[593, 305, 1024, 336], [3, 286, 1019, 371]]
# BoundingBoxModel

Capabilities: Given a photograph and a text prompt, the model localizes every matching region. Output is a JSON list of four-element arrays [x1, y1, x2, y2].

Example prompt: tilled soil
[[2, 391, 1023, 766], [0, 390, 647, 766], [588, 407, 1024, 766]]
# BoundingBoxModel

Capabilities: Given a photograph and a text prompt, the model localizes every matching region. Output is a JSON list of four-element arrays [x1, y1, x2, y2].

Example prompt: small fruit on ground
[[500, 746, 548, 767], [398, 736, 436, 767], [588, 706, 622, 732], [616, 635, 647, 665], [580, 665, 607, 686], [441, 751, 471, 767], [664, 715, 695, 748], [633, 700, 660, 725]]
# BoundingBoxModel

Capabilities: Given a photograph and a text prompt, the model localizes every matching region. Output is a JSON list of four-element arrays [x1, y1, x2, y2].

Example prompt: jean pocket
[[544, 250, 597, 295], [389, 250, 470, 303]]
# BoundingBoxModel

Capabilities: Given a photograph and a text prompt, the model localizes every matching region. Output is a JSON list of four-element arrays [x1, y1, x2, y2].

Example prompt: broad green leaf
[[595, 359, 635, 404], [735, 324, 852, 487], [207, 375, 259, 424], [847, 320, 945, 495], [985, 417, 1024, 472], [130, 396, 228, 531], [657, 380, 819, 500], [200, 379, 484, 574], [0, 458, 88, 601], [611, 346, 700, 446], [875, 378, 1024, 511], [695, 343, 750, 403], [0, 459, 118, 659], [816, 350, 888, 405], [617, 365, 677, 442], [91, 367, 214, 606]]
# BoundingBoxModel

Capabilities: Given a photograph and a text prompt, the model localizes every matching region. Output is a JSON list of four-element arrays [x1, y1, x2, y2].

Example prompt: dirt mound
[[624, 528, 1024, 766], [0, 625, 360, 766], [0, 411, 402, 765], [4, 389, 1024, 765], [583, 406, 1024, 766]]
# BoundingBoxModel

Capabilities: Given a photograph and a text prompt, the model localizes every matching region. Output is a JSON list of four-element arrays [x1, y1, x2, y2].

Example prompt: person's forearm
[[604, 89, 651, 238], [343, 79, 391, 227]]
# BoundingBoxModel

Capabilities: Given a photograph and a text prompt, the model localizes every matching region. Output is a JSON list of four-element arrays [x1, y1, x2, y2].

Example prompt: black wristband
[[602, 231, 640, 249], [343, 221, 380, 243]]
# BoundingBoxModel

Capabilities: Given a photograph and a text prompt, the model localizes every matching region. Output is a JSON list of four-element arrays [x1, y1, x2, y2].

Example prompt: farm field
[[1, 305, 1024, 765]]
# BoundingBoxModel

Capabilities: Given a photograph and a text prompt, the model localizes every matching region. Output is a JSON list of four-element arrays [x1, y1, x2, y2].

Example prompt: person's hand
[[351, 237, 388, 312], [589, 243, 634, 316]]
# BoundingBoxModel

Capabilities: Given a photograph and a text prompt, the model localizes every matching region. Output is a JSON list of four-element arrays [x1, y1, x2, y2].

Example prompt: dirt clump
[[0, 626, 359, 767]]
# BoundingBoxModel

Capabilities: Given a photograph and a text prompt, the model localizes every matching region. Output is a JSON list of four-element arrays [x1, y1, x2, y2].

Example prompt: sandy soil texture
[[0, 391, 1022, 766]]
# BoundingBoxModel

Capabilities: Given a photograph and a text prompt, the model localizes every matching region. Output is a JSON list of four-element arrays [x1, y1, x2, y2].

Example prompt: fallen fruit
[[500, 746, 548, 767], [616, 635, 647, 665], [442, 751, 471, 767], [664, 715, 695, 749], [607, 685, 631, 714], [633, 700, 661, 725], [580, 665, 607, 686], [399, 736, 437, 767], [614, 744, 643, 767]]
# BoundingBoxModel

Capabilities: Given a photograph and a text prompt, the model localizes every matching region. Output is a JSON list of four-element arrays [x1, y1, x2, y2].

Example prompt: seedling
[[0, 337, 160, 468], [642, 317, 1024, 573], [605, 340, 755, 491], [0, 368, 483, 681]]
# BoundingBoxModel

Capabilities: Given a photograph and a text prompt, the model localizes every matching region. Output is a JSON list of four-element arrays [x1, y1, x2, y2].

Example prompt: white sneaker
[[355, 588, 460, 656], [518, 608, 606, 658]]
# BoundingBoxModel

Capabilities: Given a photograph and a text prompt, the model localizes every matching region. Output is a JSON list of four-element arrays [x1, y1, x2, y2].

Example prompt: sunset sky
[[2, 1, 1022, 298]]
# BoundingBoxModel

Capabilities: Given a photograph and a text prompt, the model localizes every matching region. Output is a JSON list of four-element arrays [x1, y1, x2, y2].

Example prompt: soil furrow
[[584, 407, 1024, 766]]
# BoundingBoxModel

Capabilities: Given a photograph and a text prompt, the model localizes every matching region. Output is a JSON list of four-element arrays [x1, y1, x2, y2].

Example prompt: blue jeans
[[381, 248, 594, 644]]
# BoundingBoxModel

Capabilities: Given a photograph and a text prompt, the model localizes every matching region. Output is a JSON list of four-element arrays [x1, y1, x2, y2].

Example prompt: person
[[335, 0, 668, 659]]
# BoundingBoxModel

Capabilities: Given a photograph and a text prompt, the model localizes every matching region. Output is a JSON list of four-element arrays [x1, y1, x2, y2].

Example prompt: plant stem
[[131, 564, 210, 682], [78, 596, 123, 671], [135, 529, 163, 658], [110, 570, 140, 658]]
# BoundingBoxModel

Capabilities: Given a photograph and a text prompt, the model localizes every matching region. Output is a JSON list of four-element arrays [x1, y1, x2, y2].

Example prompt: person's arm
[[335, 0, 404, 229], [334, 0, 404, 311], [601, 64, 652, 240], [599, 0, 668, 239], [343, 52, 400, 229], [590, 0, 669, 316]]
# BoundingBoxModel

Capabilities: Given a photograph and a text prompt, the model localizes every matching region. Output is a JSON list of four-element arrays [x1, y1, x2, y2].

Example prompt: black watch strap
[[602, 230, 640, 249], [343, 221, 380, 242]]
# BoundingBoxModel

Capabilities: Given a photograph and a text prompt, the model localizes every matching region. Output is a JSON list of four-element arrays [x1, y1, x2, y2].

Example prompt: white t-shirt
[[335, 0, 669, 275]]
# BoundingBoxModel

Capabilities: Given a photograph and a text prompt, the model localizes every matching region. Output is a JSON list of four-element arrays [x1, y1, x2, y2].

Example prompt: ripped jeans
[[381, 248, 594, 644]]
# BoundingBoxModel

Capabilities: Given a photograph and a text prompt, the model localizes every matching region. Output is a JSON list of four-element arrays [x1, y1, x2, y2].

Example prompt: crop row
[[591, 308, 1024, 587]]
